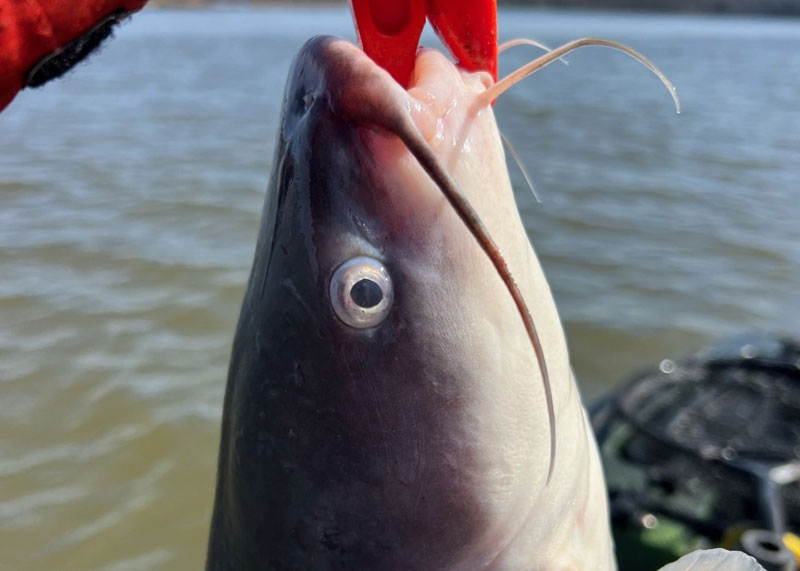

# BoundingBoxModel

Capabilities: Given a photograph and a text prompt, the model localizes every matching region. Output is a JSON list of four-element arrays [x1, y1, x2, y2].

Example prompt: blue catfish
[[206, 36, 762, 571]]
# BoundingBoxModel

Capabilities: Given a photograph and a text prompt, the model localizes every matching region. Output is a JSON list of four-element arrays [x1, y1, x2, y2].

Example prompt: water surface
[[1, 8, 798, 570]]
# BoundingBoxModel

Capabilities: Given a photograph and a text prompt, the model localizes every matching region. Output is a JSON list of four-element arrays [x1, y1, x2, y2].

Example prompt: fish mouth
[[281, 35, 493, 160]]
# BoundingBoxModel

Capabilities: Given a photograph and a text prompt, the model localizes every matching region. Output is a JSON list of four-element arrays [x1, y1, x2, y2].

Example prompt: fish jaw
[[207, 35, 614, 571]]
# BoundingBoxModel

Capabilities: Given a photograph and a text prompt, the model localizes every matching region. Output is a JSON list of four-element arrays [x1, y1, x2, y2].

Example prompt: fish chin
[[207, 35, 613, 571]]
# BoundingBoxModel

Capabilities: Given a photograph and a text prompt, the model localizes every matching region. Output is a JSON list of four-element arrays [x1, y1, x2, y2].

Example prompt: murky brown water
[[1, 7, 799, 570]]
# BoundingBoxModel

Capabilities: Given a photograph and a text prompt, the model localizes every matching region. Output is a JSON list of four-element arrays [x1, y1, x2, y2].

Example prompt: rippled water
[[1, 7, 798, 570]]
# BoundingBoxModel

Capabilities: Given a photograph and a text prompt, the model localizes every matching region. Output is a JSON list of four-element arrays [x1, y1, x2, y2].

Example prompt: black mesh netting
[[592, 335, 800, 539]]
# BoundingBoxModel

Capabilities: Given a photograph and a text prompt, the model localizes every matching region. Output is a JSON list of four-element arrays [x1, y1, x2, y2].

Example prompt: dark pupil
[[350, 279, 383, 309]]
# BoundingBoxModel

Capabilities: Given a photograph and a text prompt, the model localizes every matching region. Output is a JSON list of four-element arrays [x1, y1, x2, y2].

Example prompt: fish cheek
[[301, 272, 493, 568], [301, 221, 488, 563]]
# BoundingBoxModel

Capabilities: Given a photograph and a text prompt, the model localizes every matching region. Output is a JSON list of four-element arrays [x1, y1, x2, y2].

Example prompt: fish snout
[[283, 35, 494, 149], [282, 36, 409, 137]]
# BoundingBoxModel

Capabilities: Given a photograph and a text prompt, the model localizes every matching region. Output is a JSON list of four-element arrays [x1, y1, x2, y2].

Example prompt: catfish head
[[207, 36, 612, 571]]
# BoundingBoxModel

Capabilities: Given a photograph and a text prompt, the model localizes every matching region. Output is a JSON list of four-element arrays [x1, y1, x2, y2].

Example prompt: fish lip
[[286, 35, 491, 146]]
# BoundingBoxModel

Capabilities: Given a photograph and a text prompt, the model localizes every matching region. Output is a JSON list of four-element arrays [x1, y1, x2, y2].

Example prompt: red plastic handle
[[427, 0, 497, 81], [348, 0, 426, 87], [349, 0, 497, 87]]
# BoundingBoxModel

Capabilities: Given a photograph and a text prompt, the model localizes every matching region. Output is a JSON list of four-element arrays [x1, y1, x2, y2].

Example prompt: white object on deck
[[658, 548, 765, 571]]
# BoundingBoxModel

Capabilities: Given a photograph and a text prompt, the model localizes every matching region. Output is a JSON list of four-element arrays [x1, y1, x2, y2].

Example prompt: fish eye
[[329, 256, 393, 329]]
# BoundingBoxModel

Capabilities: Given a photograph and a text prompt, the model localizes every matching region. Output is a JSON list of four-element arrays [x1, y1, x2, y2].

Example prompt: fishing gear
[[591, 334, 800, 570], [348, 0, 498, 86], [0, 0, 147, 111]]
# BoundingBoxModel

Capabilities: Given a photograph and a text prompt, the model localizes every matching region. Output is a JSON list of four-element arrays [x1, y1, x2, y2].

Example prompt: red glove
[[349, 0, 497, 87], [0, 0, 147, 111], [1, 1, 497, 111]]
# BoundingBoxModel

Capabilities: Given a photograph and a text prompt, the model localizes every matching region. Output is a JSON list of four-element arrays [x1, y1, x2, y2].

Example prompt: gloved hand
[[0, 0, 147, 111]]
